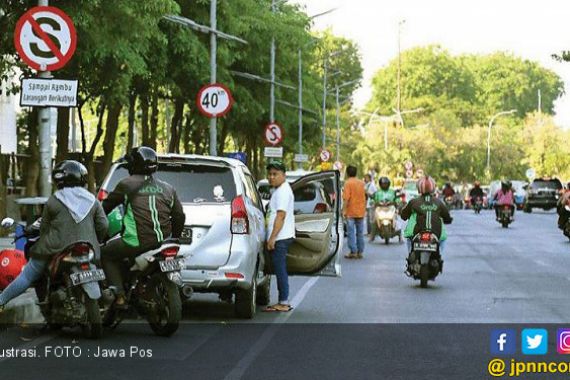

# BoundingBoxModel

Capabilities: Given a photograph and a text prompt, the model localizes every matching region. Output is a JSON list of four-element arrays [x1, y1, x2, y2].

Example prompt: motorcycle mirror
[[1, 217, 14, 228]]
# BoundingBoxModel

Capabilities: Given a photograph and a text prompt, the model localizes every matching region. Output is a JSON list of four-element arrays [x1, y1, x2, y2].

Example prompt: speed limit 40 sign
[[196, 83, 234, 118]]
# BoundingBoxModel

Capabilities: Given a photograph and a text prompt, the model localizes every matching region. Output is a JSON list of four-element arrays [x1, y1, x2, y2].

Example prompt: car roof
[[115, 154, 247, 168]]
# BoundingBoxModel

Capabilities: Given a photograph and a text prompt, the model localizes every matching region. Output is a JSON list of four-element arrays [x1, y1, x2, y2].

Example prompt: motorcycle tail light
[[97, 189, 109, 201], [161, 246, 180, 257], [420, 233, 431, 242], [71, 243, 92, 256]]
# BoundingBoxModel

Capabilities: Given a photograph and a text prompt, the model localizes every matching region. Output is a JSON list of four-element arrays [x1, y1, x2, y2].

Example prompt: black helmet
[[52, 160, 88, 189], [501, 180, 512, 190], [379, 176, 391, 190], [125, 146, 158, 175]]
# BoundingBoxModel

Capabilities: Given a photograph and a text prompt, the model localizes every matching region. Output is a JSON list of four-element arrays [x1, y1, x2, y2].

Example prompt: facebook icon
[[491, 329, 516, 355]]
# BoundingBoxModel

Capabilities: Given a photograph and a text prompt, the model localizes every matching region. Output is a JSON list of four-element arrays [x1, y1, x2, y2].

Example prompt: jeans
[[270, 238, 294, 303], [0, 258, 47, 306], [347, 217, 365, 254]]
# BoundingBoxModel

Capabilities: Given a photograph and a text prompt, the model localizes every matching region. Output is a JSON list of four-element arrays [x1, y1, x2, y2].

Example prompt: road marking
[[223, 277, 319, 380]]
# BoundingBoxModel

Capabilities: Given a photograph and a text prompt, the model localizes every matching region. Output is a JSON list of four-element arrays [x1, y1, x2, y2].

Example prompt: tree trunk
[[182, 112, 192, 153], [149, 91, 159, 150], [127, 93, 137, 152], [56, 107, 70, 163], [168, 98, 184, 153], [82, 101, 107, 192], [25, 109, 40, 197], [102, 103, 123, 177], [141, 94, 149, 147]]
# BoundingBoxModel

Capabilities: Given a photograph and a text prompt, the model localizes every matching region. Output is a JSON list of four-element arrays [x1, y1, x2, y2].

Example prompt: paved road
[[1, 209, 568, 379]]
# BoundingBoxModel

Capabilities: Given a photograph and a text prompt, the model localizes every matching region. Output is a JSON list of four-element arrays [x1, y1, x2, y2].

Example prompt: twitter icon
[[522, 329, 548, 355]]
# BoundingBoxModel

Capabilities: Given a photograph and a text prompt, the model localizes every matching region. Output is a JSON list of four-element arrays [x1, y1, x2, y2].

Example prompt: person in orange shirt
[[342, 165, 367, 259]]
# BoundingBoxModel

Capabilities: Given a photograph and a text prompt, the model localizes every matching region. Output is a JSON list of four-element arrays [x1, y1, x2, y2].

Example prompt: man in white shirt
[[264, 160, 295, 312]]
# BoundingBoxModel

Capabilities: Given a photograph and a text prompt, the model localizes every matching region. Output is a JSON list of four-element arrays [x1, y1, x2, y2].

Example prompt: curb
[[0, 289, 45, 326]]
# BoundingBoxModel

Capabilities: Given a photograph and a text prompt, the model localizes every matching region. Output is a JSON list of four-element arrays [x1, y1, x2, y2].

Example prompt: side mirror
[[1, 217, 14, 228]]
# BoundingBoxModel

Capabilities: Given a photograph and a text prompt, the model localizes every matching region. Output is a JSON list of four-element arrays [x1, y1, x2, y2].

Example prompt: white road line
[[223, 277, 319, 380]]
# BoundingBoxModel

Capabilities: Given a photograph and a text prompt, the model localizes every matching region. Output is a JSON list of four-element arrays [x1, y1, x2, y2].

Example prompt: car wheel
[[235, 279, 256, 319], [256, 276, 271, 306]]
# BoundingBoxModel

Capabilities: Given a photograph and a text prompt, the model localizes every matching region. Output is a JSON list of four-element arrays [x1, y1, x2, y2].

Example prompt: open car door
[[284, 170, 342, 277]]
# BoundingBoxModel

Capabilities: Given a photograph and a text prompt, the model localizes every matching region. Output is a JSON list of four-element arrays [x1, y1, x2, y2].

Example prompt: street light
[[486, 109, 517, 174]]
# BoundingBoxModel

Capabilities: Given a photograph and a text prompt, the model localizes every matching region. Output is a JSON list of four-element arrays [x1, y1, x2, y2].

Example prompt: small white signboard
[[264, 147, 283, 158], [20, 78, 78, 107], [294, 154, 308, 162]]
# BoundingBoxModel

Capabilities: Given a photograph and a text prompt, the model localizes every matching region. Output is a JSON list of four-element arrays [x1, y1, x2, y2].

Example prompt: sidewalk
[[0, 238, 44, 325]]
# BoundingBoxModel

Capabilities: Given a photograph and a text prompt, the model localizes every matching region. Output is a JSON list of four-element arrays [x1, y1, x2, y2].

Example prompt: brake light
[[420, 233, 431, 242], [97, 189, 108, 201], [224, 272, 245, 279], [81, 263, 90, 270], [161, 246, 179, 257], [71, 243, 92, 256], [231, 195, 249, 234], [503, 205, 510, 210], [313, 203, 327, 214]]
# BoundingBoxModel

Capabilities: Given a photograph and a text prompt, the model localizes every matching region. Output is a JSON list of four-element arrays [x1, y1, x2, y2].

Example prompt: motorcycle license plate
[[70, 269, 105, 286], [413, 242, 437, 252], [159, 258, 185, 272]]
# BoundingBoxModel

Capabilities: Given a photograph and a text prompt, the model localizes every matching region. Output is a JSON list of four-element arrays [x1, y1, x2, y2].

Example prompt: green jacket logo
[[140, 185, 164, 194], [419, 204, 438, 211]]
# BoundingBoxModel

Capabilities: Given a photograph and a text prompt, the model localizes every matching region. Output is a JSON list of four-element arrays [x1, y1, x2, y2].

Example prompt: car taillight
[[161, 246, 179, 257], [231, 195, 249, 234], [71, 243, 92, 256], [420, 233, 431, 242], [225, 272, 244, 279], [97, 189, 108, 201], [313, 203, 327, 214]]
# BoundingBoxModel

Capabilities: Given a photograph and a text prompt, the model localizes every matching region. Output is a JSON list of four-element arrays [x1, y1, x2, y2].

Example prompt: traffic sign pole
[[209, 0, 217, 156], [39, 0, 52, 198]]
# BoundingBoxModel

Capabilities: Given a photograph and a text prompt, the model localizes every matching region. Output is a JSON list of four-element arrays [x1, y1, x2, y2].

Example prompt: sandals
[[263, 304, 293, 312]]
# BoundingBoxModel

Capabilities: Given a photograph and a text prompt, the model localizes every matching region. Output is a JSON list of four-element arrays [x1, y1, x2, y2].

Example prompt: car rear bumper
[[526, 198, 558, 209], [180, 268, 253, 291]]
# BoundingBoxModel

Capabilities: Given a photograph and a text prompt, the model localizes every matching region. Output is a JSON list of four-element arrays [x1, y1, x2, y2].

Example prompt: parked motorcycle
[[2, 218, 104, 338], [373, 202, 402, 244], [406, 231, 442, 288], [498, 205, 514, 228], [101, 237, 186, 337]]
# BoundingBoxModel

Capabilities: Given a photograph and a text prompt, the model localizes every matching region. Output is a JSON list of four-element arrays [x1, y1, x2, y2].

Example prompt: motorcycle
[[406, 231, 442, 288], [2, 218, 104, 338], [444, 196, 455, 210], [563, 205, 570, 241], [498, 205, 514, 228], [472, 196, 484, 214], [101, 237, 186, 337], [373, 202, 402, 244]]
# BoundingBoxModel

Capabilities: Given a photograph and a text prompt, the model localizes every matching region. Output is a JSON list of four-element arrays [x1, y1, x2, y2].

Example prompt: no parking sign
[[14, 6, 77, 71]]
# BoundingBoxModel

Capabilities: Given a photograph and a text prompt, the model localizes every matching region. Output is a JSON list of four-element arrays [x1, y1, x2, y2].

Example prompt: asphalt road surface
[[1, 209, 568, 379]]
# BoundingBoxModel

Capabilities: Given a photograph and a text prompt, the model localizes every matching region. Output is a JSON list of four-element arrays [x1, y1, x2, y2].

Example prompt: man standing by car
[[343, 165, 366, 259], [265, 161, 295, 312]]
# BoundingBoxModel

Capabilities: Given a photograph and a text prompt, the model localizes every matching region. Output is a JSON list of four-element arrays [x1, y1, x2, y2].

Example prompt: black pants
[[495, 204, 515, 218], [558, 208, 570, 229], [101, 237, 151, 295]]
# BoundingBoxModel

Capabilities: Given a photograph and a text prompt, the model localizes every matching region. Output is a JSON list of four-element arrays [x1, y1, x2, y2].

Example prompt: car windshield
[[531, 180, 562, 190], [105, 163, 237, 203]]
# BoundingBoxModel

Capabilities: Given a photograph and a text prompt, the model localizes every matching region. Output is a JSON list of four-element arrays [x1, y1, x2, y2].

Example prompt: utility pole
[[298, 49, 303, 157], [396, 19, 405, 122], [335, 85, 340, 162], [321, 58, 327, 149], [209, 0, 217, 155], [38, 0, 52, 197], [270, 0, 276, 123]]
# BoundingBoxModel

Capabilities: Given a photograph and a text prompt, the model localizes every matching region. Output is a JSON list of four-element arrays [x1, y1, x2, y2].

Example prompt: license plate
[[70, 269, 105, 286], [180, 227, 192, 244], [413, 242, 437, 252], [159, 258, 185, 272]]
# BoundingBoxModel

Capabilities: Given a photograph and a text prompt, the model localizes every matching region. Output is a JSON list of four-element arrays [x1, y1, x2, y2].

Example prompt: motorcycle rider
[[401, 176, 453, 262], [493, 180, 515, 220], [101, 146, 185, 307], [441, 183, 455, 199], [469, 181, 485, 206], [370, 177, 401, 241], [0, 161, 108, 311], [557, 182, 570, 230]]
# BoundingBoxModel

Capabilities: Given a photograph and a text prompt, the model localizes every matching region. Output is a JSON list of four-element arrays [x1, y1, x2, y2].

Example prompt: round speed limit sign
[[196, 83, 234, 118]]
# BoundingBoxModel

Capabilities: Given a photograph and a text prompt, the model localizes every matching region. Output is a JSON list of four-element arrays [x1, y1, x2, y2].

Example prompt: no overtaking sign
[[14, 6, 77, 71]]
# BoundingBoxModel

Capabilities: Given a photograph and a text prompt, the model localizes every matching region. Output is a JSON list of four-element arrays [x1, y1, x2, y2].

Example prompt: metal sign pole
[[298, 49, 303, 169], [270, 0, 276, 123], [209, 0, 218, 156], [38, 0, 51, 197]]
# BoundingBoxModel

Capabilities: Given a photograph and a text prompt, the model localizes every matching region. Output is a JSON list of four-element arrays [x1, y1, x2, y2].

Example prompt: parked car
[[523, 177, 562, 213], [100, 155, 343, 319]]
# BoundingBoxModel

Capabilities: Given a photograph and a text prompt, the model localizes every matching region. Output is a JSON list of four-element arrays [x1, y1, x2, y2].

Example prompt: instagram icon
[[557, 329, 570, 354]]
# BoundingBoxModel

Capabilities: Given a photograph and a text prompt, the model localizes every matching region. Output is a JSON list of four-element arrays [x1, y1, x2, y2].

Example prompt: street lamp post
[[486, 109, 517, 174]]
